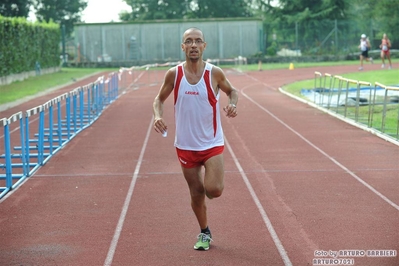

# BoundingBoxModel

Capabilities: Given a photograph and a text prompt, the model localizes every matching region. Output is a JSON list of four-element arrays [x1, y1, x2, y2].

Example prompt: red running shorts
[[176, 146, 224, 168]]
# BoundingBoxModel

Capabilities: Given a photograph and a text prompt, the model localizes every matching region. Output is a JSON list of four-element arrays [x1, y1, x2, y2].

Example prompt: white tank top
[[360, 40, 368, 51], [173, 62, 224, 151]]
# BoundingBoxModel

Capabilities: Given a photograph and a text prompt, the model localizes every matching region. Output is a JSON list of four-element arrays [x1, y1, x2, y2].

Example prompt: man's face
[[181, 30, 206, 62]]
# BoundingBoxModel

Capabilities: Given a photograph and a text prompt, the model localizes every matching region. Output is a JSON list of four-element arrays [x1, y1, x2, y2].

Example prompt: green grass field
[[0, 68, 117, 105]]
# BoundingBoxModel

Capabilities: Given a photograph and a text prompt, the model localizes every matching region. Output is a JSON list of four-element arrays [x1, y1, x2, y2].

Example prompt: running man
[[380, 33, 392, 69], [358, 34, 373, 70], [152, 27, 239, 251]]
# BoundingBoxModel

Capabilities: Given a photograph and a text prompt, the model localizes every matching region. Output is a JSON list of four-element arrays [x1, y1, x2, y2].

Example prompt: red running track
[[0, 65, 398, 266]]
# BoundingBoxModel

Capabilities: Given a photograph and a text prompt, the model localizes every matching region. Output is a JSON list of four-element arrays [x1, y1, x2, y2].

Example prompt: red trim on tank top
[[203, 69, 218, 137], [174, 65, 184, 105]]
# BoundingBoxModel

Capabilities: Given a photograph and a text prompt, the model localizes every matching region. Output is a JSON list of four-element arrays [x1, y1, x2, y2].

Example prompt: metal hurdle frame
[[0, 72, 120, 199], [23, 104, 47, 174], [314, 71, 323, 104], [355, 80, 372, 123], [0, 112, 28, 197], [322, 73, 333, 108], [337, 76, 371, 122], [118, 61, 181, 91], [370, 82, 399, 138], [308, 72, 399, 142]]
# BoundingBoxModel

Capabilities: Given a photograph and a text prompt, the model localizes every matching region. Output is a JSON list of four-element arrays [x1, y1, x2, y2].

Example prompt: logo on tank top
[[185, 91, 199, 95]]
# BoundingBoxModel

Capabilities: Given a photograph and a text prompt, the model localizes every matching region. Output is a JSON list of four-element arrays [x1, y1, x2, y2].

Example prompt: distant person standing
[[379, 33, 392, 69], [358, 34, 373, 70]]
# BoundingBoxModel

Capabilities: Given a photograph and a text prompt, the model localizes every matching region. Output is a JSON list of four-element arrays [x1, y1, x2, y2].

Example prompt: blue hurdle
[[0, 72, 120, 199]]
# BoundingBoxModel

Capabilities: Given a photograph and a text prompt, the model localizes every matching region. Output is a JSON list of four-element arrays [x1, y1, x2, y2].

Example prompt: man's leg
[[381, 51, 385, 67], [203, 154, 225, 199], [181, 165, 214, 250], [359, 55, 364, 69], [368, 55, 373, 63], [387, 53, 392, 68], [180, 153, 225, 229], [181, 165, 207, 229], [181, 154, 224, 250]]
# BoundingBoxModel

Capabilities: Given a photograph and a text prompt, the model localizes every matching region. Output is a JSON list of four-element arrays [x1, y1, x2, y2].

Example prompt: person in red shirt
[[380, 33, 392, 69]]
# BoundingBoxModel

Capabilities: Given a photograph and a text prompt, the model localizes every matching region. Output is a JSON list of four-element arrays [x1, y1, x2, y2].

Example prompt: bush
[[0, 16, 60, 77], [266, 41, 278, 56]]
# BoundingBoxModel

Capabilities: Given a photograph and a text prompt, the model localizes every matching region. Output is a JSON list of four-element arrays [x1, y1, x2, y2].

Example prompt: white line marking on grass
[[104, 117, 153, 266], [240, 84, 399, 211], [224, 137, 293, 266]]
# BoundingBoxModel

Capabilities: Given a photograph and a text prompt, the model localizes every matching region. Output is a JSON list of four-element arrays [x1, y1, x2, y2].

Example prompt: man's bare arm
[[153, 68, 175, 133], [212, 66, 238, 118]]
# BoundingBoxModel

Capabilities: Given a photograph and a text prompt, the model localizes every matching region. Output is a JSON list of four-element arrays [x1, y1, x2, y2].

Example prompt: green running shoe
[[194, 233, 213, 250]]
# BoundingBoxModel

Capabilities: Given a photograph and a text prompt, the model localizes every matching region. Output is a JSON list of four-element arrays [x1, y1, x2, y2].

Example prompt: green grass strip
[[0, 68, 116, 105]]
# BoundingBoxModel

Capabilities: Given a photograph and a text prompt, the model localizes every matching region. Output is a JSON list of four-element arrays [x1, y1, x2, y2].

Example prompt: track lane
[[0, 65, 398, 265], [0, 84, 155, 265], [110, 84, 287, 265], [220, 69, 399, 265]]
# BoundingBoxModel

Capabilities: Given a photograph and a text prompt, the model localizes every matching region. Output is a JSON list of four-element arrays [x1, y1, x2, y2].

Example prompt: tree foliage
[[255, 0, 350, 52], [370, 0, 399, 39], [345, 0, 399, 41], [0, 16, 60, 76], [0, 0, 32, 18], [33, 0, 87, 37], [122, 0, 253, 21], [270, 0, 349, 24], [120, 0, 399, 50], [191, 0, 253, 18], [122, 0, 191, 20]]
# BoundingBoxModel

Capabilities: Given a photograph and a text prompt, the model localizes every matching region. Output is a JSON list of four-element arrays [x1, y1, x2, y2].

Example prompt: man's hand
[[154, 118, 168, 134], [223, 104, 237, 118]]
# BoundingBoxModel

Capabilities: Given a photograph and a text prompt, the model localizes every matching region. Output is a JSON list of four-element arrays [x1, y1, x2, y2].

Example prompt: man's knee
[[190, 184, 205, 198], [206, 184, 224, 199]]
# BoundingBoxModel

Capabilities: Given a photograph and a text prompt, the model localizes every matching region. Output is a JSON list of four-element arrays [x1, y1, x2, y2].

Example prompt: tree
[[0, 0, 32, 18], [258, 0, 350, 54], [123, 0, 191, 20], [374, 0, 399, 43], [122, 0, 253, 21], [33, 0, 87, 37], [272, 0, 349, 23], [191, 0, 253, 18], [346, 0, 376, 35]]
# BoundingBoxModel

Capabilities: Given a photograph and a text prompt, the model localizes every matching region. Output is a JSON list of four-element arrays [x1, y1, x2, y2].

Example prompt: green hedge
[[0, 16, 60, 77]]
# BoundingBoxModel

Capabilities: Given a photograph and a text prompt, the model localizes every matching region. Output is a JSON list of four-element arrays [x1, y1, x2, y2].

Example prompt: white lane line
[[104, 116, 153, 266], [240, 82, 399, 211], [224, 137, 293, 266]]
